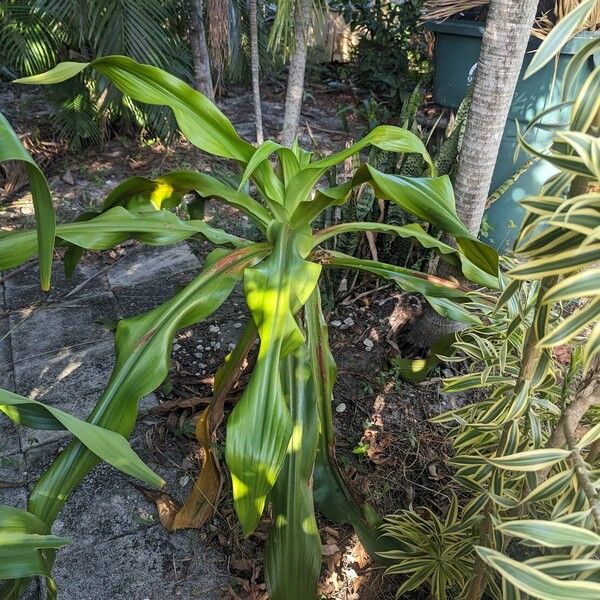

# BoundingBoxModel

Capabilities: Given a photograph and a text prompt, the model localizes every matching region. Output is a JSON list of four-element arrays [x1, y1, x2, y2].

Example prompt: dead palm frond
[[207, 0, 230, 81], [421, 0, 600, 38]]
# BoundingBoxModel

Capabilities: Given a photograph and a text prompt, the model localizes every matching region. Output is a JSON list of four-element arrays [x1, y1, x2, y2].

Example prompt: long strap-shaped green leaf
[[0, 390, 162, 487], [292, 164, 498, 283], [1, 245, 269, 600], [15, 57, 284, 205], [283, 126, 434, 210], [27, 244, 269, 527], [305, 289, 390, 559], [226, 223, 321, 535], [318, 250, 465, 299], [264, 346, 321, 600], [313, 221, 497, 288], [101, 170, 272, 230], [0, 207, 247, 272], [364, 165, 499, 278], [16, 59, 250, 161], [318, 251, 478, 324], [0, 505, 69, 599], [0, 112, 55, 290]]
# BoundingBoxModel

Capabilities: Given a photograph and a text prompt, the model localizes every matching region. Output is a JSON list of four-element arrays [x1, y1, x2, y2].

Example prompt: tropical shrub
[[382, 2, 600, 597], [380, 494, 477, 599], [0, 55, 499, 599], [0, 0, 193, 146], [325, 84, 471, 295], [331, 0, 431, 109]]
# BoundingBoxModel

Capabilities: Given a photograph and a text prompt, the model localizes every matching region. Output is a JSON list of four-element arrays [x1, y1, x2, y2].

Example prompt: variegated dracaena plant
[[0, 55, 499, 600], [423, 2, 600, 598]]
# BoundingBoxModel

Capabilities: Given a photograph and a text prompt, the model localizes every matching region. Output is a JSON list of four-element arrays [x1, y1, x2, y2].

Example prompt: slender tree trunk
[[452, 0, 539, 233], [405, 0, 539, 349], [249, 0, 264, 144], [281, 0, 310, 147], [189, 0, 214, 101]]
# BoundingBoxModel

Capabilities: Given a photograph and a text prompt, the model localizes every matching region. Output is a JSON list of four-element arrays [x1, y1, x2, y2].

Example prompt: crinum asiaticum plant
[[0, 55, 498, 600]]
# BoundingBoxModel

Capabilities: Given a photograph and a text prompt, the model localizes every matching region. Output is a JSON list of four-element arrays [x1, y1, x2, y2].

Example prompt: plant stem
[[563, 412, 600, 532]]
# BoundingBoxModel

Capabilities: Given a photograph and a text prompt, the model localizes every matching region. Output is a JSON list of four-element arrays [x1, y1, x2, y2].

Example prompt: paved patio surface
[[0, 243, 229, 599]]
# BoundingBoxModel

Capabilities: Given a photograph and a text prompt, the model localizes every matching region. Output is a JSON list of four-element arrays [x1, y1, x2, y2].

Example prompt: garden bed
[[1, 83, 471, 600]]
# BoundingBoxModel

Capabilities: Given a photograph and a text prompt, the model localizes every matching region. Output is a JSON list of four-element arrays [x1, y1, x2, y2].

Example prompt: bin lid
[[427, 18, 599, 60]]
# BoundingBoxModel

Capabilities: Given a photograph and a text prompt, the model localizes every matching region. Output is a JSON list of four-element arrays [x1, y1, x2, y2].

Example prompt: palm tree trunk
[[281, 0, 310, 147], [452, 0, 539, 234], [249, 0, 264, 144], [404, 0, 539, 350], [189, 0, 214, 101]]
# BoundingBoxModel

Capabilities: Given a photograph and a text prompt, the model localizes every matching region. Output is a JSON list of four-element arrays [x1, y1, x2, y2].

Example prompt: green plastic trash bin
[[428, 20, 599, 251]]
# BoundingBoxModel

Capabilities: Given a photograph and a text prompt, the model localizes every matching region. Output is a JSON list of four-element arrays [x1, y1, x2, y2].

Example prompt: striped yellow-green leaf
[[510, 244, 600, 278], [443, 374, 511, 393], [29, 244, 269, 525], [539, 298, 600, 347], [503, 384, 531, 422], [563, 37, 600, 100], [497, 520, 600, 548], [583, 321, 600, 368], [521, 469, 574, 504], [0, 505, 70, 580], [527, 557, 600, 578], [226, 224, 320, 534], [0, 112, 55, 290], [502, 578, 522, 600], [547, 208, 600, 237], [524, 0, 598, 78], [264, 347, 321, 600], [577, 421, 600, 449], [0, 389, 163, 487], [572, 64, 600, 133], [557, 132, 600, 180], [476, 546, 600, 600], [488, 449, 571, 472], [542, 268, 600, 303]]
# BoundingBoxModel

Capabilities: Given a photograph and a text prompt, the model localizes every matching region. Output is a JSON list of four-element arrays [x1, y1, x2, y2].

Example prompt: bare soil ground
[[1, 83, 464, 599]]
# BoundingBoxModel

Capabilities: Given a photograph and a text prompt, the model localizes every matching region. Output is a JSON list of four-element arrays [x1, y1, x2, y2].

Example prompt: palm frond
[[0, 0, 63, 76]]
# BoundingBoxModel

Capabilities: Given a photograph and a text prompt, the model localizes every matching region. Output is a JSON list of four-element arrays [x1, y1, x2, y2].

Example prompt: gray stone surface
[[15, 341, 115, 450], [0, 419, 20, 457], [108, 244, 200, 289], [3, 260, 109, 310], [53, 526, 227, 600], [8, 292, 118, 361], [1, 242, 227, 599], [0, 291, 15, 392]]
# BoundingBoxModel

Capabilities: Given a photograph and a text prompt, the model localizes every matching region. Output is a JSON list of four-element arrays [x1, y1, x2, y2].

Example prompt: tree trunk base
[[399, 301, 466, 353]]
